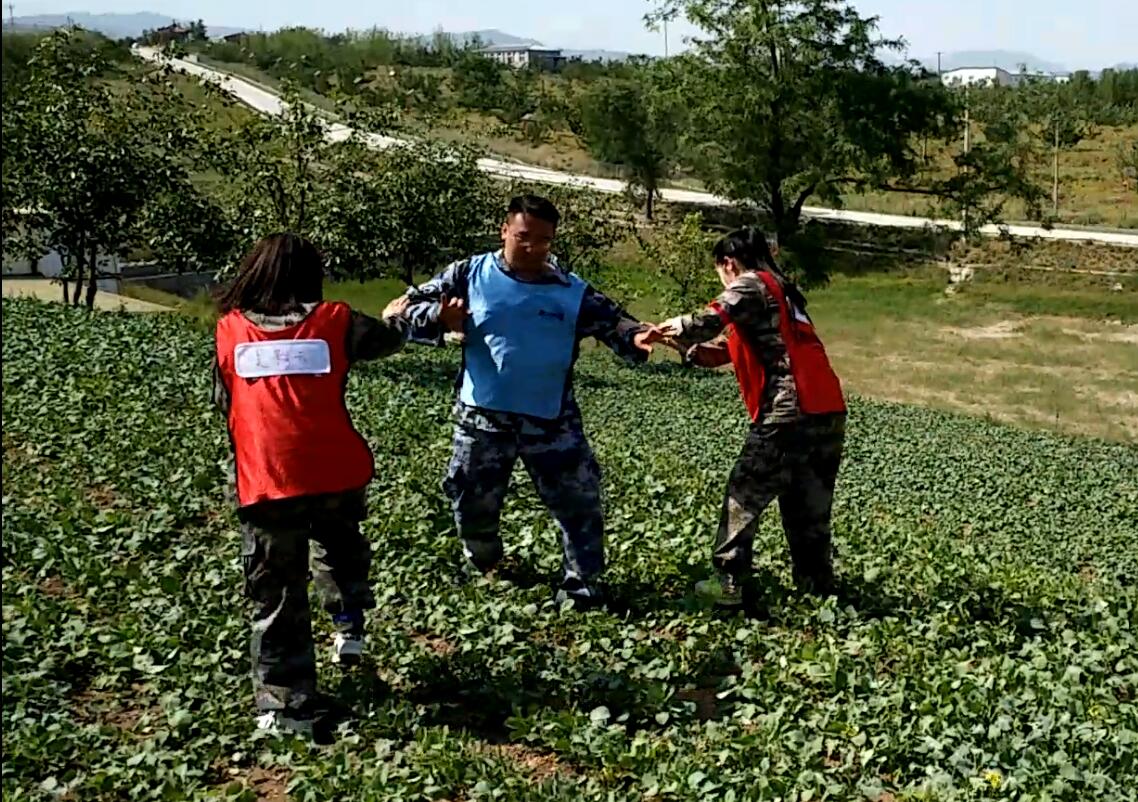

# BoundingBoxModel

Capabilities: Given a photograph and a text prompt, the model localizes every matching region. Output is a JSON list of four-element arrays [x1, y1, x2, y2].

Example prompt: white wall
[[941, 68, 1014, 87], [3, 248, 120, 278]]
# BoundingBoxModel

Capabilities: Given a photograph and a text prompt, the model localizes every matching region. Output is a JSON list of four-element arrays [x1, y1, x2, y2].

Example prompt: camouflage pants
[[714, 414, 846, 585], [443, 418, 604, 592], [239, 490, 375, 712]]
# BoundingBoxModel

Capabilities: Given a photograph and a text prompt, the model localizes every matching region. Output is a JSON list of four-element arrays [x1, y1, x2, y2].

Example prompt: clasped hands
[[389, 296, 719, 366], [638, 319, 726, 367]]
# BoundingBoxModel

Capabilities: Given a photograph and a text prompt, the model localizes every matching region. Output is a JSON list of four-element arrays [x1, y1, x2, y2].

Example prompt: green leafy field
[[3, 298, 1136, 801]]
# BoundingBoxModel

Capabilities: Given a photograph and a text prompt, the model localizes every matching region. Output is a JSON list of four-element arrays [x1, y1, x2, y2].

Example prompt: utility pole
[[7, 3, 14, 29], [663, 18, 669, 58], [937, 51, 943, 76], [1052, 118, 1060, 217]]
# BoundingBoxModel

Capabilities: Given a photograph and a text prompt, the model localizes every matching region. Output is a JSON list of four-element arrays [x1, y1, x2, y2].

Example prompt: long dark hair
[[712, 227, 809, 311], [215, 233, 325, 315]]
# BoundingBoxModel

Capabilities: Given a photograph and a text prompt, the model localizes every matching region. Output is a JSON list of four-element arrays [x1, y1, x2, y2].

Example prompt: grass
[[119, 248, 1138, 443], [816, 124, 1138, 229]]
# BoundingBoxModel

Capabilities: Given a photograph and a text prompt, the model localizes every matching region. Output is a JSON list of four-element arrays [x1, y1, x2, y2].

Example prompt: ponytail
[[712, 227, 809, 311]]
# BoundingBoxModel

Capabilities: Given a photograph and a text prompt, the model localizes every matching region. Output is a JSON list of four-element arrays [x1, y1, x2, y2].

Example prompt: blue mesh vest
[[459, 252, 587, 420]]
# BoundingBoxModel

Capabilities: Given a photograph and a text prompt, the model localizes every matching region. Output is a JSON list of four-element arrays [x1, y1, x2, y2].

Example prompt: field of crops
[[3, 297, 1136, 801]]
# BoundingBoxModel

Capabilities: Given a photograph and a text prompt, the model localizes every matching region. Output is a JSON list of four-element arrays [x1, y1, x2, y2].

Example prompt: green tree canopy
[[577, 62, 684, 219]]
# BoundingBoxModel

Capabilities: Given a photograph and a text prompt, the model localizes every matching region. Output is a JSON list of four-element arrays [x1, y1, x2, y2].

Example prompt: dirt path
[[2, 279, 171, 313]]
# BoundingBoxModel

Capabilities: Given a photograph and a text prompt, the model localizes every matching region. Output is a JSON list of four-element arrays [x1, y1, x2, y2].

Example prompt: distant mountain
[[916, 50, 1068, 74], [421, 28, 631, 62], [8, 11, 245, 39]]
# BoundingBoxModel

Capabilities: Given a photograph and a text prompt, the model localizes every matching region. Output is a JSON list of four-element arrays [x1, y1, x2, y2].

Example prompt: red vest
[[714, 271, 846, 423], [215, 302, 374, 507]]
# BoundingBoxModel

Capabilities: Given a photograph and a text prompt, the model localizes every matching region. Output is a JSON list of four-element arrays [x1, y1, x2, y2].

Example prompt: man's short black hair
[[507, 194, 560, 226]]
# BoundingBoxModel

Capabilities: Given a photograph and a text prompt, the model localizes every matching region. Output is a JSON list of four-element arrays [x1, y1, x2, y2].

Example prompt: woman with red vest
[[212, 233, 410, 739], [648, 228, 847, 609]]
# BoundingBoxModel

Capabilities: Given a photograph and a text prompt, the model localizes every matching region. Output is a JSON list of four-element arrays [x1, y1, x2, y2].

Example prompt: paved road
[[137, 48, 1138, 249], [3, 278, 171, 312]]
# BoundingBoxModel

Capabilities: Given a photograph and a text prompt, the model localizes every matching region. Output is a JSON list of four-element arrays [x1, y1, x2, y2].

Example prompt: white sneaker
[[331, 632, 364, 666], [254, 710, 315, 738]]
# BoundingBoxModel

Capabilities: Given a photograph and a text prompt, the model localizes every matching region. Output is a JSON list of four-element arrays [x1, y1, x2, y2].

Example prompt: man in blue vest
[[403, 194, 656, 607]]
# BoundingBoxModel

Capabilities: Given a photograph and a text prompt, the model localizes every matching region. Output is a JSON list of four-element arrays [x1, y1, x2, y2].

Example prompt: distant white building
[[480, 44, 564, 71], [940, 67, 1017, 88], [1014, 70, 1072, 85]]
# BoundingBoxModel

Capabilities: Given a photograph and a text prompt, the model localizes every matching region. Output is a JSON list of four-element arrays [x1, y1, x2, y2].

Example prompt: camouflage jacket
[[667, 272, 800, 424]]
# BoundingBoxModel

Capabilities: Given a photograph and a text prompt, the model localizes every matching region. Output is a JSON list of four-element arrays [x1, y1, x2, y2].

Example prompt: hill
[[906, 49, 1068, 73], [417, 28, 539, 48], [9, 11, 244, 39]]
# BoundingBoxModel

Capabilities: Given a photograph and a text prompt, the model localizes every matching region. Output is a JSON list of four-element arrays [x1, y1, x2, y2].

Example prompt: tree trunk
[[85, 245, 99, 309], [401, 258, 414, 286], [71, 256, 85, 306], [644, 180, 655, 221]]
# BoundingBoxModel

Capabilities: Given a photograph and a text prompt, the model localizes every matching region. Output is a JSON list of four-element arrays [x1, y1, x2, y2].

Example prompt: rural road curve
[[137, 47, 1138, 249]]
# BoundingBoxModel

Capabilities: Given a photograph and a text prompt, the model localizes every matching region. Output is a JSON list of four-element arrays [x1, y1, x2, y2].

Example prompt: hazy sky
[[18, 0, 1138, 69]]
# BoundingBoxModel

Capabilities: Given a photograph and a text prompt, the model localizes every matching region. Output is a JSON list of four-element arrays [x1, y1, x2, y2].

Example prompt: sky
[[15, 0, 1138, 70]]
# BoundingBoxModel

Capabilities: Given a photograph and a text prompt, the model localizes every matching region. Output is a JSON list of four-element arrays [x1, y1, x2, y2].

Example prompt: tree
[[635, 212, 720, 312], [1022, 79, 1095, 218], [2, 30, 221, 307], [577, 63, 684, 219], [649, 0, 1039, 281], [206, 83, 497, 286], [206, 81, 331, 248], [451, 51, 506, 112], [139, 185, 242, 276], [493, 67, 541, 125], [316, 139, 500, 285], [1117, 139, 1138, 195]]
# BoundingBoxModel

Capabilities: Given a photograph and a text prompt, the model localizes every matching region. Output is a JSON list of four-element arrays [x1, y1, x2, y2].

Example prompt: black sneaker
[[554, 580, 605, 610], [794, 568, 836, 597]]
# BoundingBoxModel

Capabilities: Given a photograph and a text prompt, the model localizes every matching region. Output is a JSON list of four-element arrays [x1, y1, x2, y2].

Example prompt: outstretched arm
[[402, 260, 472, 346], [654, 275, 775, 350], [346, 297, 411, 362], [577, 285, 655, 364], [685, 335, 732, 368]]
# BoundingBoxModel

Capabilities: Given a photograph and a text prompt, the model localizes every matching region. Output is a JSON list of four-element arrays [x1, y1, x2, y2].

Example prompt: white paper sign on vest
[[234, 339, 332, 379]]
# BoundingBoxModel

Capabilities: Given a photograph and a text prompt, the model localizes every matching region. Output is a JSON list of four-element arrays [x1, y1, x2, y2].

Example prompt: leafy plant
[[4, 295, 1136, 800]]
